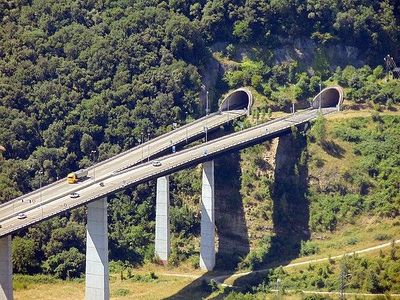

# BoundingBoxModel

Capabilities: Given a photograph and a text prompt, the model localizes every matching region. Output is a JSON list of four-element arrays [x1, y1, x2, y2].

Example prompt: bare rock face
[[273, 38, 364, 69], [0, 145, 5, 160], [199, 56, 222, 112], [211, 38, 364, 74], [263, 138, 279, 179]]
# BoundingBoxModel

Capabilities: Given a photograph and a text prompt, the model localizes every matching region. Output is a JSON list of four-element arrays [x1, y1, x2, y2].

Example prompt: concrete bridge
[[0, 87, 343, 300]]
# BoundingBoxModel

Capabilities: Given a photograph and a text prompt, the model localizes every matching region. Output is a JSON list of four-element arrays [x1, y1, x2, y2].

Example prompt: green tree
[[233, 20, 252, 42], [310, 114, 327, 144], [42, 247, 85, 279], [12, 237, 40, 274], [80, 133, 96, 156]]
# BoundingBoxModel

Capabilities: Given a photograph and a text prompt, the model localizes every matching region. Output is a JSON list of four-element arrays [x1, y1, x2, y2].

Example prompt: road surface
[[0, 110, 245, 224], [0, 107, 337, 237]]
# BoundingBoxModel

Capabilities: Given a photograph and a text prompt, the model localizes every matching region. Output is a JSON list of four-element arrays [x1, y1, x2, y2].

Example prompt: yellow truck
[[67, 169, 88, 184]]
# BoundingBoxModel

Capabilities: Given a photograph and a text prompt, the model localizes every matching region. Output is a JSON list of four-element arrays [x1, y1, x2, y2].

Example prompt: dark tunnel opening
[[312, 86, 343, 109], [220, 89, 252, 112]]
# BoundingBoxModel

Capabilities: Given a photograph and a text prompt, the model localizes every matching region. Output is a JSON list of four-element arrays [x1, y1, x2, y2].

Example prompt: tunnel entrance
[[219, 88, 253, 113], [312, 86, 344, 109]]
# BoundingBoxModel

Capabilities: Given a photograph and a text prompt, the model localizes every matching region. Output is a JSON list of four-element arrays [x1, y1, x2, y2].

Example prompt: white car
[[152, 160, 162, 167], [70, 192, 80, 199], [17, 213, 27, 220]]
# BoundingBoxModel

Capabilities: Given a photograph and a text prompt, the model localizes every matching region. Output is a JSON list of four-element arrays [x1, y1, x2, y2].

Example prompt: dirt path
[[212, 239, 400, 284], [160, 239, 400, 285]]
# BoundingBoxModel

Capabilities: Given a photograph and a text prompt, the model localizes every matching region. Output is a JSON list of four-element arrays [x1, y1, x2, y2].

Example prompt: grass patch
[[291, 217, 399, 264], [14, 272, 203, 300], [13, 274, 59, 285], [13, 282, 28, 291], [127, 272, 158, 283], [113, 288, 130, 297]]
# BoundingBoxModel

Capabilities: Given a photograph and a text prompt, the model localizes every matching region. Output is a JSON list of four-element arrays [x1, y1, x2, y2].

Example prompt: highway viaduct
[[0, 86, 343, 300]]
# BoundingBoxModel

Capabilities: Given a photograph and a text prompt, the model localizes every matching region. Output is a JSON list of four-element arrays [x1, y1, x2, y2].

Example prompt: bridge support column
[[200, 160, 215, 271], [155, 176, 170, 263], [85, 197, 109, 300], [0, 235, 13, 300]]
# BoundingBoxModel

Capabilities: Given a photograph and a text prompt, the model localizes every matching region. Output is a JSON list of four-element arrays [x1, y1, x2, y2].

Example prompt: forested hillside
[[0, 0, 399, 287]]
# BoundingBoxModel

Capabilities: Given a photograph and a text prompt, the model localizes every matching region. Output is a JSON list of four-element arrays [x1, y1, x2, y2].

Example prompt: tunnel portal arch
[[219, 88, 253, 114], [312, 86, 344, 109]]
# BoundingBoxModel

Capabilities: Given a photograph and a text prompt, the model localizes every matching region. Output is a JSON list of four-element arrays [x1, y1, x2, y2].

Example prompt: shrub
[[226, 44, 235, 59], [113, 288, 130, 297], [109, 260, 127, 273], [42, 247, 85, 279], [263, 84, 272, 97], [314, 157, 325, 168], [168, 234, 197, 266], [209, 279, 220, 292], [300, 241, 320, 256], [170, 204, 199, 237], [374, 233, 392, 241], [187, 255, 199, 269], [13, 282, 28, 291], [128, 272, 158, 282], [347, 237, 359, 245], [309, 115, 326, 144], [238, 236, 271, 270]]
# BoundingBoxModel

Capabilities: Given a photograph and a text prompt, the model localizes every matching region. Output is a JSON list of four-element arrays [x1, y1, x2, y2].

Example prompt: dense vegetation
[[309, 115, 400, 232], [0, 0, 399, 287], [0, 0, 208, 278]]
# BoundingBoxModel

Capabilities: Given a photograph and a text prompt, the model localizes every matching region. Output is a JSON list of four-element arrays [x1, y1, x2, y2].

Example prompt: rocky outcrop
[[211, 38, 365, 72], [272, 38, 364, 69]]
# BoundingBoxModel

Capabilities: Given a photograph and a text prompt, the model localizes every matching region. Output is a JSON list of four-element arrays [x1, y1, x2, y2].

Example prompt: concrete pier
[[0, 235, 13, 300], [155, 176, 170, 263], [200, 160, 215, 271], [85, 198, 109, 300]]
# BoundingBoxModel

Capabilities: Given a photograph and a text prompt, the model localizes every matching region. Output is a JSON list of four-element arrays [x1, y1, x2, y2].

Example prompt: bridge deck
[[0, 107, 337, 237], [0, 110, 245, 222]]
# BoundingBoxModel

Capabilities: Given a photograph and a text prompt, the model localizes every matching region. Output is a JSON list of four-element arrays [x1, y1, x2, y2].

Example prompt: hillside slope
[[1, 0, 399, 293]]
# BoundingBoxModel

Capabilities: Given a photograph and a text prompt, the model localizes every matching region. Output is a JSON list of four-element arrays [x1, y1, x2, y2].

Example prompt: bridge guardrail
[[0, 108, 338, 237], [0, 110, 245, 210]]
